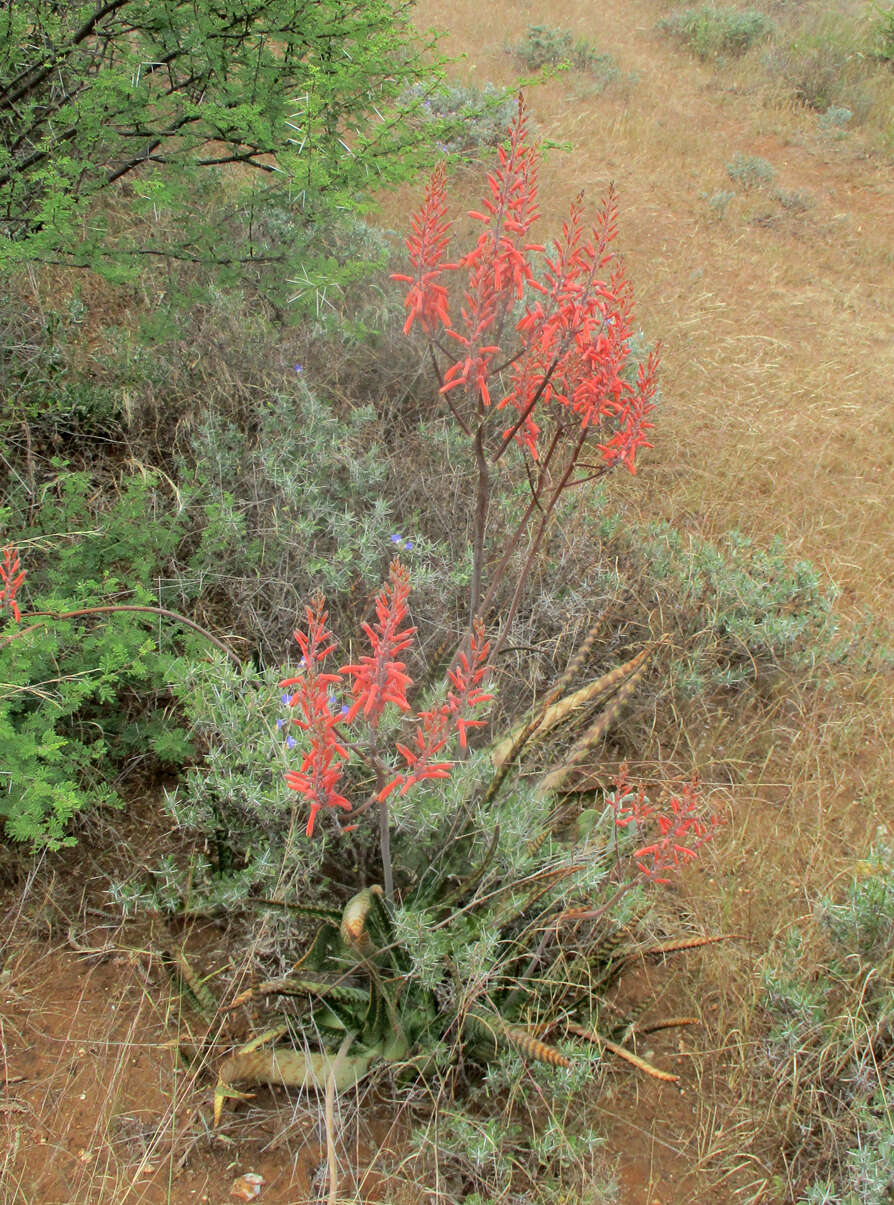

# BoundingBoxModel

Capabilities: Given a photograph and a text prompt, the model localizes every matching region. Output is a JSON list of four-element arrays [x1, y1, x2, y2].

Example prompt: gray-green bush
[[658, 6, 773, 59], [511, 25, 621, 88], [762, 845, 894, 1201]]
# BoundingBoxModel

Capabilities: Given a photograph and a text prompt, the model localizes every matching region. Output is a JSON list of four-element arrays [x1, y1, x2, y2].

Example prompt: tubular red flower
[[445, 620, 493, 747], [391, 621, 493, 794], [440, 97, 544, 407], [596, 350, 658, 474], [391, 160, 452, 335], [280, 596, 350, 837], [610, 770, 720, 883], [341, 559, 416, 729], [280, 581, 492, 836]]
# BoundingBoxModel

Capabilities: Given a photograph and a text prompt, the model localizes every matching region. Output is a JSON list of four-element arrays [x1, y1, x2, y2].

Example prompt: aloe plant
[[206, 643, 724, 1121]]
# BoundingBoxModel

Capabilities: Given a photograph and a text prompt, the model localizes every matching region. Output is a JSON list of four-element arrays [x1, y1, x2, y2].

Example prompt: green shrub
[[0, 288, 124, 443], [658, 6, 773, 60], [762, 845, 894, 1201], [871, 2, 894, 62], [0, 0, 449, 306], [0, 473, 198, 847], [759, 27, 875, 120], [773, 186, 814, 213]]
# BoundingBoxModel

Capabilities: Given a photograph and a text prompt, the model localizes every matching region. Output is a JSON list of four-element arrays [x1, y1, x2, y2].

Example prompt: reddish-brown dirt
[[3, 900, 725, 1202]]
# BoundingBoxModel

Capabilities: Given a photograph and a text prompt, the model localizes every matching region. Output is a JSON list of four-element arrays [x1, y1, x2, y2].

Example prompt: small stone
[[230, 1171, 265, 1200]]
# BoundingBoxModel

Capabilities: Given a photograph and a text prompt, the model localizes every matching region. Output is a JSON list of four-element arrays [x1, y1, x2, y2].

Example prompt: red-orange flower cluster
[[392, 160, 452, 335], [381, 621, 493, 802], [279, 597, 351, 838], [341, 559, 415, 728], [608, 765, 719, 884], [281, 566, 492, 837], [392, 96, 657, 473], [441, 101, 542, 406]]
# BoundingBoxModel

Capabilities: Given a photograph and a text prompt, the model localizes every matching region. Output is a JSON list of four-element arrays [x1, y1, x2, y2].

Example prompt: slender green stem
[[378, 799, 394, 904], [469, 418, 490, 624]]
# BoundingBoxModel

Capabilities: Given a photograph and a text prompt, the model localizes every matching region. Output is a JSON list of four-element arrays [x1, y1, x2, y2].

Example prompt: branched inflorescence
[[280, 561, 492, 841], [608, 764, 720, 883], [393, 95, 658, 635], [394, 97, 656, 465]]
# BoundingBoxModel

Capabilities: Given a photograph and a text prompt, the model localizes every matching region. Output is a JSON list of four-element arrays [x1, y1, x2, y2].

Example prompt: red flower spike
[[279, 597, 351, 838], [490, 186, 656, 467], [341, 559, 416, 730], [0, 545, 25, 623], [441, 97, 544, 407], [391, 160, 452, 335], [394, 708, 454, 794], [445, 621, 493, 747], [394, 621, 493, 791]]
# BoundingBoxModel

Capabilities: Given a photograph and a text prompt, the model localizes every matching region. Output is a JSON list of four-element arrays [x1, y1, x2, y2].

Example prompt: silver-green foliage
[[403, 82, 519, 157], [726, 151, 777, 190], [179, 384, 391, 658], [587, 500, 839, 697], [658, 6, 773, 59], [114, 656, 309, 913], [763, 845, 894, 1202], [512, 25, 621, 88]]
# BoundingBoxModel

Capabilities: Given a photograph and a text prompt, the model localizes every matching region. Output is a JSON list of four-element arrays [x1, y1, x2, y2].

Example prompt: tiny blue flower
[[286, 736, 297, 749], [276, 718, 286, 730], [340, 704, 350, 716], [294, 363, 303, 373], [404, 540, 414, 551], [281, 692, 291, 705], [390, 533, 402, 544]]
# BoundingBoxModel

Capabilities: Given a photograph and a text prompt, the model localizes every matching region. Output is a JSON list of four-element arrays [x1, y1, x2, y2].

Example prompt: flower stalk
[[393, 96, 658, 645]]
